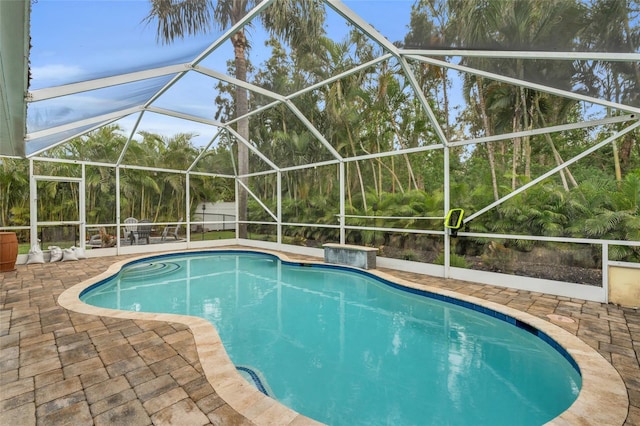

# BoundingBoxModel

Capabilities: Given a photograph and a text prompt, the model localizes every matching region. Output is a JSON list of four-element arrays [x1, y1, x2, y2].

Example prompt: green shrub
[[434, 252, 470, 268], [481, 241, 515, 273], [401, 250, 419, 261]]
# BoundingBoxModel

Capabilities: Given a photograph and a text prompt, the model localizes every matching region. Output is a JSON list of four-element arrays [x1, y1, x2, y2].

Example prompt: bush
[[481, 241, 514, 273], [434, 252, 470, 268], [401, 249, 419, 261]]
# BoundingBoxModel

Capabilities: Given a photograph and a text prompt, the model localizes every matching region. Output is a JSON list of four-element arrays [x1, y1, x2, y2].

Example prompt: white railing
[[4, 220, 637, 304]]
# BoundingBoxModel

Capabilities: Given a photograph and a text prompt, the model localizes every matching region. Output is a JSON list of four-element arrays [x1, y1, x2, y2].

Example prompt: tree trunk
[[477, 81, 499, 201], [388, 111, 418, 191], [391, 156, 395, 193], [346, 126, 367, 211], [619, 133, 636, 173], [613, 140, 622, 183], [512, 113, 520, 190], [442, 68, 450, 139], [534, 96, 577, 190], [403, 154, 418, 191], [140, 187, 145, 220], [520, 87, 531, 181], [361, 143, 405, 194], [346, 163, 353, 210], [232, 29, 249, 238], [153, 187, 163, 223]]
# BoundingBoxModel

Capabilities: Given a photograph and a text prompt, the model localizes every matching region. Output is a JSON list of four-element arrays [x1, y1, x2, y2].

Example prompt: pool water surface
[[80, 251, 581, 425]]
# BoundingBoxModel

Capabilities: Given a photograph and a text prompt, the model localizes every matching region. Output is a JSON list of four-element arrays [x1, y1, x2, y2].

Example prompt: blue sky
[[28, 0, 416, 150], [30, 0, 414, 84], [30, 0, 216, 88]]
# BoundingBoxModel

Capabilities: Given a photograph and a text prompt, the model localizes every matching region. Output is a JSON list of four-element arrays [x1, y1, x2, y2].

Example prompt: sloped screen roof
[[8, 0, 640, 163]]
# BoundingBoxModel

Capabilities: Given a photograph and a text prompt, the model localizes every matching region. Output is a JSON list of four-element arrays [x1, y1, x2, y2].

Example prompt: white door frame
[[29, 159, 86, 248]]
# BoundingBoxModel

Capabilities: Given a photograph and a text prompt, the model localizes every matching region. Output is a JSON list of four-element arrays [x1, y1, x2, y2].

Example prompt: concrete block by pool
[[322, 243, 378, 269]]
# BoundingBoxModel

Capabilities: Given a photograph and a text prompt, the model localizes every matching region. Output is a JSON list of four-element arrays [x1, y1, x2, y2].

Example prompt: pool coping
[[57, 248, 629, 426]]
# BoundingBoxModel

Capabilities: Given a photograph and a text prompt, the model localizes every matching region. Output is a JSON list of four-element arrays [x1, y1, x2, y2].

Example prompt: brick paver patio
[[1, 249, 638, 425]]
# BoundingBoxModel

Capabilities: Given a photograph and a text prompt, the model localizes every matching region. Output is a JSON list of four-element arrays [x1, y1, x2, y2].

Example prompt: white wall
[[194, 202, 236, 231]]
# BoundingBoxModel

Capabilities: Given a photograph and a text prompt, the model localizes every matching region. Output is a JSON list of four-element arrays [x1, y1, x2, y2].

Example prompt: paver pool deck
[[1, 247, 639, 425]]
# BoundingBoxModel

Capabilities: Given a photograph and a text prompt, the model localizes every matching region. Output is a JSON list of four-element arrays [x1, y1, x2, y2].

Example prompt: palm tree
[[145, 0, 325, 237], [462, 75, 501, 201], [0, 158, 29, 228], [71, 126, 126, 224], [581, 171, 640, 260], [404, 0, 451, 138], [579, 0, 640, 182], [450, 0, 587, 194], [532, 94, 579, 191]]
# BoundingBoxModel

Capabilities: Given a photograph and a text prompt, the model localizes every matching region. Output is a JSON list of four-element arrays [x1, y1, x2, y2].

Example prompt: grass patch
[[18, 240, 77, 254]]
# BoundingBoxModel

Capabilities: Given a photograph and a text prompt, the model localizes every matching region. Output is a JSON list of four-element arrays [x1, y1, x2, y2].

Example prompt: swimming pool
[[79, 251, 581, 425]]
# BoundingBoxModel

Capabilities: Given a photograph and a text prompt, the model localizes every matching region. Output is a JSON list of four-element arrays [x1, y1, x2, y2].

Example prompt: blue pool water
[[81, 252, 581, 425]]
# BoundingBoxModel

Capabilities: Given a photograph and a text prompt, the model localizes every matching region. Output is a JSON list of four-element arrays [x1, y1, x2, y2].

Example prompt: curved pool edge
[[57, 248, 629, 426], [368, 268, 629, 426]]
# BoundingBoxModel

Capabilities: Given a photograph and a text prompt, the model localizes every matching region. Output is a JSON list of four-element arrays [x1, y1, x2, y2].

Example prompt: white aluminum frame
[[3, 0, 638, 304]]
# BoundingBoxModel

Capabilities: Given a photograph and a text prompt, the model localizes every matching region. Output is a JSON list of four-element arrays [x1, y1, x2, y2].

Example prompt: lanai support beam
[[408, 54, 640, 115]]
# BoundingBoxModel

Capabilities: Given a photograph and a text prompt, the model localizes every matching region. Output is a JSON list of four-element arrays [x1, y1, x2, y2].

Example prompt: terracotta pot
[[0, 232, 18, 272]]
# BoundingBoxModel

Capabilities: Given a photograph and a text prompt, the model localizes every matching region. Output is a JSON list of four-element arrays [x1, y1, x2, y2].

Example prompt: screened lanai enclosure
[[1, 0, 639, 303]]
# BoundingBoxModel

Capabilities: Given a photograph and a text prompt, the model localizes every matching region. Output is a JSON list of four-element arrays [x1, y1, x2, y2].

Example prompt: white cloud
[[31, 64, 84, 84], [115, 113, 220, 148]]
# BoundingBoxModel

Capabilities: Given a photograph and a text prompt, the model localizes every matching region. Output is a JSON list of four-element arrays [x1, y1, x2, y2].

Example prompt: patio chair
[[135, 220, 152, 245], [123, 217, 138, 245], [161, 217, 183, 241], [88, 234, 102, 248]]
